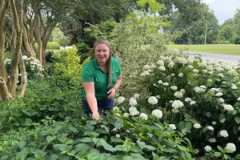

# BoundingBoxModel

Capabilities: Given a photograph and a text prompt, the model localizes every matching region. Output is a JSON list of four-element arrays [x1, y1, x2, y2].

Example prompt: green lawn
[[167, 44, 240, 55]]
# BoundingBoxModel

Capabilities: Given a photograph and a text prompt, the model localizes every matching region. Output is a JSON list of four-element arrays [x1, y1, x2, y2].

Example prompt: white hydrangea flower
[[237, 97, 240, 101], [169, 124, 176, 130], [224, 143, 236, 153], [220, 118, 226, 123], [4, 58, 11, 64], [172, 100, 184, 109], [148, 96, 158, 105], [202, 69, 208, 73], [174, 91, 184, 98], [208, 138, 216, 143], [217, 98, 225, 103], [180, 89, 185, 94], [215, 92, 223, 97], [22, 55, 28, 60], [193, 123, 201, 129], [212, 121, 217, 125], [116, 96, 125, 104], [168, 61, 175, 68], [194, 86, 206, 93], [185, 97, 192, 102], [139, 113, 148, 120], [193, 69, 199, 73], [163, 82, 169, 86], [219, 130, 229, 138], [129, 97, 137, 106], [157, 60, 164, 66], [158, 66, 166, 71], [153, 83, 158, 87], [206, 125, 214, 131], [134, 93, 140, 99], [123, 113, 129, 117], [190, 100, 196, 105], [175, 57, 187, 64], [178, 73, 184, 78], [231, 84, 238, 90], [204, 145, 212, 152], [188, 65, 193, 69], [172, 108, 180, 113], [143, 64, 151, 70], [170, 86, 178, 91], [207, 79, 213, 84], [116, 134, 120, 138], [140, 71, 150, 76], [218, 73, 224, 78], [171, 73, 175, 77], [129, 106, 139, 116], [222, 104, 234, 112], [151, 109, 163, 119], [157, 80, 163, 84]]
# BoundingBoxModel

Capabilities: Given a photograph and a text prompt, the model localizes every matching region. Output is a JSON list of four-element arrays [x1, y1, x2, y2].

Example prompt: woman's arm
[[107, 75, 123, 98], [83, 82, 100, 120]]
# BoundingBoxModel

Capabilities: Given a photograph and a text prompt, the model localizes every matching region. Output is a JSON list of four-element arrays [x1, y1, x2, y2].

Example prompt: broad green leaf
[[137, 140, 156, 151]]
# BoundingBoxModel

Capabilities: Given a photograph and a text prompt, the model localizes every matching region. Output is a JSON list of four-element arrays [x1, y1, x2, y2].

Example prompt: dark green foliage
[[0, 78, 82, 133], [234, 37, 240, 44], [0, 112, 193, 160]]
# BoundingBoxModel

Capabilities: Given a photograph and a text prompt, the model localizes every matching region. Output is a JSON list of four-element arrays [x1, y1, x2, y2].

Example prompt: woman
[[81, 40, 122, 120]]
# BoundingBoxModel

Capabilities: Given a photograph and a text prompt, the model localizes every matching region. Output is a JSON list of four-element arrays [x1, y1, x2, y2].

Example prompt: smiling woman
[[81, 40, 122, 120]]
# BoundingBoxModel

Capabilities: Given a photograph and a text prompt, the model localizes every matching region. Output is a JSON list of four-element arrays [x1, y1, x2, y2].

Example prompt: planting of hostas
[[116, 53, 240, 159]]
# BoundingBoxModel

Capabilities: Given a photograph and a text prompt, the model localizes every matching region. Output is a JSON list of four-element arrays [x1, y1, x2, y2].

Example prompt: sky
[[202, 0, 240, 24]]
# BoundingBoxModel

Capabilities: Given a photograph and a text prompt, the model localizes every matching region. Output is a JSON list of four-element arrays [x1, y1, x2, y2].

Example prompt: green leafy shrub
[[0, 78, 81, 133], [234, 37, 240, 44], [108, 11, 171, 95], [0, 112, 193, 160], [47, 41, 60, 50], [46, 46, 82, 87], [22, 56, 44, 79], [50, 27, 70, 46]]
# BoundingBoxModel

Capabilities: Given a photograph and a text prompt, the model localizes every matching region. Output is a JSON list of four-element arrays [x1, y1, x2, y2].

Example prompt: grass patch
[[167, 44, 240, 55]]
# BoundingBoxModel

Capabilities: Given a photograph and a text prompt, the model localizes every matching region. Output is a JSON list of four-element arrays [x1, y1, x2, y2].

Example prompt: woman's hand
[[92, 111, 100, 120], [107, 88, 116, 98]]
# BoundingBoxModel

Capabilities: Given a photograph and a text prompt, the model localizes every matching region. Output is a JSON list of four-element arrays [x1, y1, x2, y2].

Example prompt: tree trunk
[[41, 22, 57, 65], [0, 0, 11, 100], [22, 24, 36, 57], [9, 0, 24, 97], [0, 77, 12, 100]]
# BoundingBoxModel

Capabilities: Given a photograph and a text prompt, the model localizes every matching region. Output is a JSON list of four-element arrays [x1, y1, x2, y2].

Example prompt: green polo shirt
[[81, 56, 121, 100]]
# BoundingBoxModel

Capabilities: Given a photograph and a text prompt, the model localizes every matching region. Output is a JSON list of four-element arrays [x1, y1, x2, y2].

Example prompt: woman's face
[[95, 43, 110, 65]]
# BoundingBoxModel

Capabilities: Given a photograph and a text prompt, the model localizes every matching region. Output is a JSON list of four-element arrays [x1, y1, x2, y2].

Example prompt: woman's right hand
[[92, 112, 101, 120]]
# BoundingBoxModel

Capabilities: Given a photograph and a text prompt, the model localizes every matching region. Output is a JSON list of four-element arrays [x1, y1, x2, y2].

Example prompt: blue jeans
[[82, 98, 114, 114]]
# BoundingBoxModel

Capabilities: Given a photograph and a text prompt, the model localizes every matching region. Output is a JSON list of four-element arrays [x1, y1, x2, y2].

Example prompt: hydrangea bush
[[117, 53, 240, 159], [23, 56, 44, 79]]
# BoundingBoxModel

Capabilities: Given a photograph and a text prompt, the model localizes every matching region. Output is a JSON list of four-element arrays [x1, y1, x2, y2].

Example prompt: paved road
[[183, 51, 240, 65]]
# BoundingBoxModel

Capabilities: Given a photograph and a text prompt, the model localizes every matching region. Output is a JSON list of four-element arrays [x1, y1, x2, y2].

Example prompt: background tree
[[166, 0, 219, 44]]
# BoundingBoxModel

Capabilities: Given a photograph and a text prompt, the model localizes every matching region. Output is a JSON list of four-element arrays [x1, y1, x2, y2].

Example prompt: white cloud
[[202, 0, 216, 5], [203, 0, 240, 24]]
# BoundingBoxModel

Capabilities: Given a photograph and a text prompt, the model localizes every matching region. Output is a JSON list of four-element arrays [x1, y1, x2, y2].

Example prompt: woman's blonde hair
[[92, 40, 113, 89]]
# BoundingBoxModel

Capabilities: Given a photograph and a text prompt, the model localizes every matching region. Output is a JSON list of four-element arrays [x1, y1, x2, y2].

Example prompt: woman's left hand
[[107, 88, 116, 98]]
